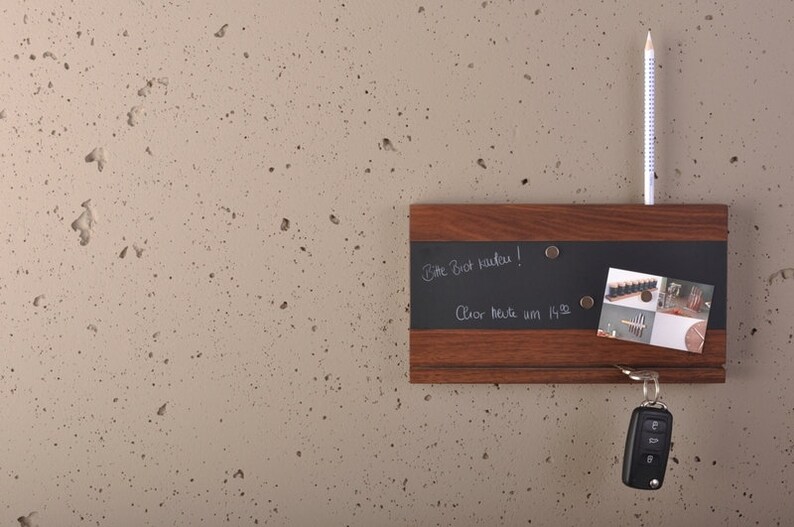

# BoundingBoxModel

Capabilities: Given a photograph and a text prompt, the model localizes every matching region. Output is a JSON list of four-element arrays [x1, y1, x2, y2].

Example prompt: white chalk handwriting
[[454, 304, 572, 323], [420, 246, 520, 282]]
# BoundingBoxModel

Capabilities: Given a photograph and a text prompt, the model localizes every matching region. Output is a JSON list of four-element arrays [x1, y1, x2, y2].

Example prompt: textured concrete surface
[[1, 1, 793, 525]]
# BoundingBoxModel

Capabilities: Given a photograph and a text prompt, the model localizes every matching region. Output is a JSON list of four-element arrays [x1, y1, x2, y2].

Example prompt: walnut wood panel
[[410, 204, 728, 242], [410, 329, 726, 368], [410, 366, 726, 384], [408, 203, 728, 384]]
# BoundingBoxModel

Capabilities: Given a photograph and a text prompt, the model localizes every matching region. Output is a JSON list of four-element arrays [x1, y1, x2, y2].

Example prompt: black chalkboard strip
[[410, 241, 726, 330]]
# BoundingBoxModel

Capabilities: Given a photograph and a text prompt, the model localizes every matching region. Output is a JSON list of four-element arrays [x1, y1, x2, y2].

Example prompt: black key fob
[[622, 404, 673, 490]]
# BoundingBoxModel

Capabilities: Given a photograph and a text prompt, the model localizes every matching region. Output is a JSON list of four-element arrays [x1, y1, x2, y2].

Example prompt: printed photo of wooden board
[[597, 267, 714, 353]]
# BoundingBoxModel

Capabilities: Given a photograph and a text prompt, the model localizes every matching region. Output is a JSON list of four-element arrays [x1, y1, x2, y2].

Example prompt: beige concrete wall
[[1, 1, 792, 525]]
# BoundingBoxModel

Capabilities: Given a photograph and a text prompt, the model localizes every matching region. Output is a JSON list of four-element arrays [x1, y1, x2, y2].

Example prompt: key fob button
[[643, 418, 667, 433], [641, 453, 660, 465], [642, 433, 665, 451]]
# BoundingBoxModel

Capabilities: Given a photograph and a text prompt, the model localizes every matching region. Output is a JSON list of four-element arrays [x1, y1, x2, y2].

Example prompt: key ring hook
[[616, 365, 662, 405]]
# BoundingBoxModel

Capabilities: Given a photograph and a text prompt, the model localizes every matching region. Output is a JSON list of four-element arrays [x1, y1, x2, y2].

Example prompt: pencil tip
[[645, 31, 654, 51]]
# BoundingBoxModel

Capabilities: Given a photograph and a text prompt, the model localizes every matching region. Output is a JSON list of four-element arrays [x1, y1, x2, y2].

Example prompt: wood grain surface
[[410, 366, 726, 384], [410, 204, 728, 241], [410, 329, 726, 367]]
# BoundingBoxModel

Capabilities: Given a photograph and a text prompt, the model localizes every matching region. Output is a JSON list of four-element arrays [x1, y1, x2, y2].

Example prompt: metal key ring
[[642, 377, 660, 404]]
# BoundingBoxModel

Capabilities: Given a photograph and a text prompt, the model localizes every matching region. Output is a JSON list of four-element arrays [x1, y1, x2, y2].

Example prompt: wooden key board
[[409, 204, 728, 384]]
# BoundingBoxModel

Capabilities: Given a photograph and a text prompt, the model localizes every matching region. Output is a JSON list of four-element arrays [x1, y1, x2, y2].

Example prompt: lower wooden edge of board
[[409, 366, 726, 384]]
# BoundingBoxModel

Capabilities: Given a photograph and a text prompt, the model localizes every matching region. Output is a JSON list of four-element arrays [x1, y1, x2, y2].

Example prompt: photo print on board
[[596, 268, 715, 353]]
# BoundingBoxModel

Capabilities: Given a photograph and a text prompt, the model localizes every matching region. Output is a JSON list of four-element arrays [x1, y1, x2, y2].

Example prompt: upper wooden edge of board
[[409, 204, 728, 242]]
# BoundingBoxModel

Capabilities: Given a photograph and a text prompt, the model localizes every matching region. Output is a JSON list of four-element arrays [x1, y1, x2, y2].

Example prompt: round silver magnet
[[545, 245, 560, 259]]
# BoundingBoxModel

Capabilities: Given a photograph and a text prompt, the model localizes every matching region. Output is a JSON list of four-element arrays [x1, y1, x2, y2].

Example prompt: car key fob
[[622, 404, 673, 490]]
